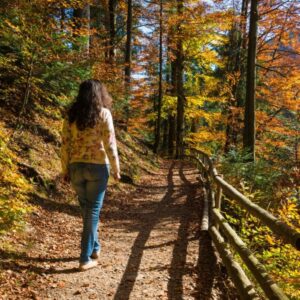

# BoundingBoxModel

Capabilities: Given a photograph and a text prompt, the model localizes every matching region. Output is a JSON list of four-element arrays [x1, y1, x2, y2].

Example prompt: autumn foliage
[[0, 0, 299, 298]]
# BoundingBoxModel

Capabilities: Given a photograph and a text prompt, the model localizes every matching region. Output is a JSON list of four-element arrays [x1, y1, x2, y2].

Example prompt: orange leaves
[[254, 1, 299, 158], [256, 0, 300, 113], [258, 69, 300, 111]]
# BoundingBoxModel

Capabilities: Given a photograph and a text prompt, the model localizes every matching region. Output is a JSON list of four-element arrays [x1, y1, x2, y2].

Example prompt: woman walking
[[61, 79, 120, 271]]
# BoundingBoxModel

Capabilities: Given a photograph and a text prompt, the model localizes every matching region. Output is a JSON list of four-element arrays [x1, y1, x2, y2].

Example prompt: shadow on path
[[194, 231, 218, 299], [0, 248, 79, 276], [114, 161, 218, 300], [28, 193, 81, 218], [0, 260, 78, 275], [167, 161, 198, 300], [167, 161, 222, 300], [113, 162, 176, 300], [0, 249, 77, 263]]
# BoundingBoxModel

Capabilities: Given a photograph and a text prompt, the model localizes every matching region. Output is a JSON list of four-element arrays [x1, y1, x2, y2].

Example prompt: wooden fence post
[[215, 175, 223, 210]]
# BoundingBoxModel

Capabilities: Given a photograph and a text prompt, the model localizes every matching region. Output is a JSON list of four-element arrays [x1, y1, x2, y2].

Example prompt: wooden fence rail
[[184, 148, 300, 300]]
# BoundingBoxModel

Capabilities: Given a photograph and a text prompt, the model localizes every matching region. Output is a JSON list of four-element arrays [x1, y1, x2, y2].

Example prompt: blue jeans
[[69, 163, 109, 263]]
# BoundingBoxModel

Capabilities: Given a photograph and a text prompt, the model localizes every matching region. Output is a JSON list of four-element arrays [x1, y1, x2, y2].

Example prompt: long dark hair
[[68, 79, 112, 130]]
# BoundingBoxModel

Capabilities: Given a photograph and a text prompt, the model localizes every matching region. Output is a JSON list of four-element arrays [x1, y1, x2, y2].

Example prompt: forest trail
[[2, 161, 235, 300], [42, 160, 235, 300]]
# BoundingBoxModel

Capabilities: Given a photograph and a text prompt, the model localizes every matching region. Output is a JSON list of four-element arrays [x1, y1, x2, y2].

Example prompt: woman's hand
[[113, 172, 121, 181]]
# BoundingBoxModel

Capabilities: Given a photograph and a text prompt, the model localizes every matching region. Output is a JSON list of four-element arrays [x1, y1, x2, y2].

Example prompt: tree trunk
[[19, 52, 35, 120], [175, 0, 184, 159], [60, 8, 66, 30], [224, 0, 249, 153], [224, 97, 235, 153], [243, 0, 258, 161], [168, 114, 175, 156], [162, 119, 168, 151], [168, 57, 177, 156], [237, 0, 249, 107], [109, 0, 116, 62], [124, 0, 132, 130], [73, 5, 90, 52], [125, 0, 132, 88], [154, 0, 163, 153], [235, 0, 249, 77]]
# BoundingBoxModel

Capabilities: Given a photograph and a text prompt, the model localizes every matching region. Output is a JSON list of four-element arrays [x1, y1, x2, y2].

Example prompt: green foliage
[[220, 148, 282, 201], [0, 1, 90, 115]]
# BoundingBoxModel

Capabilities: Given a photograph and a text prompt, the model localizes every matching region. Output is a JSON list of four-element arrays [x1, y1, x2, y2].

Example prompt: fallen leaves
[[1, 161, 238, 299]]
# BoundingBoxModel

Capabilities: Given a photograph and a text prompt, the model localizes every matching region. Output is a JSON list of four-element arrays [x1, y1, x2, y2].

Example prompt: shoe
[[79, 260, 98, 271], [90, 250, 101, 259]]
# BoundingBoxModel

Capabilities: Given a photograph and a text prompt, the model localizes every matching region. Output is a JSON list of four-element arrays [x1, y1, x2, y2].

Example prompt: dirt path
[[1, 160, 236, 299]]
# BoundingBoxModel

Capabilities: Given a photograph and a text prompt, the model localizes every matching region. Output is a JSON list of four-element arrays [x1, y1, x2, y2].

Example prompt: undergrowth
[[0, 123, 33, 234], [219, 149, 300, 299]]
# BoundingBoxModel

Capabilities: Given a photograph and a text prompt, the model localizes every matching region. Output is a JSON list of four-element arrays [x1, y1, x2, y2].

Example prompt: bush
[[0, 125, 33, 234]]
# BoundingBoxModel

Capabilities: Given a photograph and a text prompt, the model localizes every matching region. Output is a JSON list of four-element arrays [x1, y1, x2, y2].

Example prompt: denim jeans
[[69, 162, 109, 263]]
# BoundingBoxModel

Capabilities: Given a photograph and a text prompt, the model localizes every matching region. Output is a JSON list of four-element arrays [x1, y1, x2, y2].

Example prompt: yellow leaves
[[265, 234, 275, 246], [188, 109, 223, 124], [3, 20, 21, 33], [186, 95, 205, 107], [278, 201, 300, 229], [184, 39, 223, 69], [161, 95, 177, 119], [262, 243, 300, 299], [185, 95, 224, 123], [187, 131, 225, 144], [0, 123, 33, 233]]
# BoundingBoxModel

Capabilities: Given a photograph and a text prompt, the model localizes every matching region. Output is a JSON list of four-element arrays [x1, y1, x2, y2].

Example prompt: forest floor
[[1, 159, 237, 300]]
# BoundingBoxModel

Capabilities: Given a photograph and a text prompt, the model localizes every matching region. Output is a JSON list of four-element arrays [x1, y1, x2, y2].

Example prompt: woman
[[61, 79, 121, 271]]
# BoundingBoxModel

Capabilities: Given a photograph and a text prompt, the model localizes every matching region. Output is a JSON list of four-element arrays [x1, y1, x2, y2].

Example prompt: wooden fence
[[184, 149, 300, 300]]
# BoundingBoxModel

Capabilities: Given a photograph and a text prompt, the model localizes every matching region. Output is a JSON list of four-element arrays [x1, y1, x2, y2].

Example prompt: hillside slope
[[0, 104, 161, 298]]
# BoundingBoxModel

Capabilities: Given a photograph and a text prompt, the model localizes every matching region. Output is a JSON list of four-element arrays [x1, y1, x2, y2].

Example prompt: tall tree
[[124, 0, 133, 130], [168, 56, 177, 156], [125, 0, 132, 89], [243, 0, 258, 161], [175, 0, 184, 158], [224, 0, 249, 153], [154, 0, 163, 153]]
